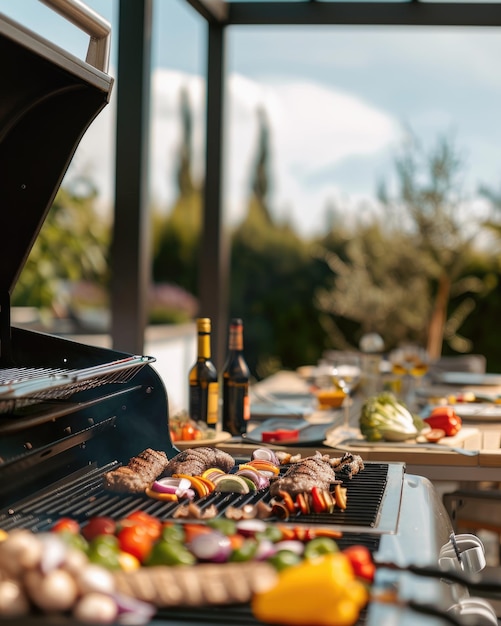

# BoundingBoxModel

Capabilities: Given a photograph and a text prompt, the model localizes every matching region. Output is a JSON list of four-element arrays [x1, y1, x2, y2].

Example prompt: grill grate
[[0, 462, 389, 537]]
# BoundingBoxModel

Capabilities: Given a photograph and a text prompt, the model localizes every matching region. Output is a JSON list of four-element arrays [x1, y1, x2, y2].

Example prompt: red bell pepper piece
[[261, 429, 299, 442], [424, 406, 462, 436], [343, 545, 376, 583]]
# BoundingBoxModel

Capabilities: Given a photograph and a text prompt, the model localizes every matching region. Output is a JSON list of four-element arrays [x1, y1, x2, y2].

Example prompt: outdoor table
[[215, 369, 501, 485]]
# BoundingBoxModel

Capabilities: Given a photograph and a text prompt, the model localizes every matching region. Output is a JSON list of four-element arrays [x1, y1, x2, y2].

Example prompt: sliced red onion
[[256, 470, 276, 479], [236, 469, 270, 490], [113, 592, 156, 625], [151, 477, 191, 496], [252, 448, 280, 465], [254, 538, 277, 561], [274, 540, 305, 555], [235, 519, 268, 537], [189, 531, 232, 563], [181, 488, 196, 500], [38, 533, 67, 573]]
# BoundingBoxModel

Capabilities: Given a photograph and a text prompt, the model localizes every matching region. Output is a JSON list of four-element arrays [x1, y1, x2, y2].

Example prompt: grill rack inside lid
[[0, 355, 156, 413]]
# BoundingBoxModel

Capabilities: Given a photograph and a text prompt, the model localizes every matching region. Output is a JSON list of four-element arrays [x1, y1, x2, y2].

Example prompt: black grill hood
[[0, 2, 113, 361]]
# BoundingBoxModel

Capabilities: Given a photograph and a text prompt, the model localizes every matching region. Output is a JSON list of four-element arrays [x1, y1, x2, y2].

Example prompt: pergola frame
[[112, 0, 501, 367]]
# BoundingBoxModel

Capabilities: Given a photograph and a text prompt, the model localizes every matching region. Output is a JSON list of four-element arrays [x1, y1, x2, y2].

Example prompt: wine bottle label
[[207, 382, 219, 425]]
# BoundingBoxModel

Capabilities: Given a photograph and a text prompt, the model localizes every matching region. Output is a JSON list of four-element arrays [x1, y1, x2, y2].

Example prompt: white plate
[[434, 372, 501, 386], [450, 403, 501, 421]]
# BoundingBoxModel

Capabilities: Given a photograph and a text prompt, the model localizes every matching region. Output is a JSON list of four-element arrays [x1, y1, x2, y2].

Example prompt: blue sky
[[2, 0, 501, 235]]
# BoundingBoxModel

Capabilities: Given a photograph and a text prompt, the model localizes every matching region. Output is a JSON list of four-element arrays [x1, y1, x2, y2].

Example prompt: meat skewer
[[270, 452, 337, 498], [103, 448, 169, 493], [329, 451, 365, 479], [164, 447, 235, 477]]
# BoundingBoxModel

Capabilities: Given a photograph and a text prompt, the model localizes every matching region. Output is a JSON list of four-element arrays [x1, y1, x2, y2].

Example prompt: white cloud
[[66, 68, 400, 237]]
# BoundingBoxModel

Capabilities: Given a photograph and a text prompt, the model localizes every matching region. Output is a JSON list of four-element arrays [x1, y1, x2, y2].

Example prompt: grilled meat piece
[[165, 447, 235, 476], [269, 452, 337, 498], [329, 452, 365, 479], [103, 448, 169, 493]]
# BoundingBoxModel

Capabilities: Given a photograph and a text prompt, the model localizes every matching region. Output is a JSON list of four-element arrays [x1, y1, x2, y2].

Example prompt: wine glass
[[331, 352, 362, 439], [389, 344, 429, 409]]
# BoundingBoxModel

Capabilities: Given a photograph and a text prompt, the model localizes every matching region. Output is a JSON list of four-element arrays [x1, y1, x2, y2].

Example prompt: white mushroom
[[63, 547, 89, 576], [0, 580, 30, 616], [73, 592, 118, 624], [76, 564, 115, 596], [0, 530, 43, 576], [24, 568, 78, 612]]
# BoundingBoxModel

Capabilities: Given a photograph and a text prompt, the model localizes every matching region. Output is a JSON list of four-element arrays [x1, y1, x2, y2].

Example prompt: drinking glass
[[389, 344, 429, 409], [331, 352, 362, 438]]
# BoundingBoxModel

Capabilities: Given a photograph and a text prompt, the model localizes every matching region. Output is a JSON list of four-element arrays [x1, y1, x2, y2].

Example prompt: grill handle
[[39, 0, 111, 72]]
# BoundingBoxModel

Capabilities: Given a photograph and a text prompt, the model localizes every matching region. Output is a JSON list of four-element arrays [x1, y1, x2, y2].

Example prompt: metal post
[[111, 0, 152, 355], [199, 21, 229, 369]]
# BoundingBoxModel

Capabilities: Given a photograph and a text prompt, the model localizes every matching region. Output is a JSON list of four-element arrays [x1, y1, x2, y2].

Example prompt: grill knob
[[448, 597, 498, 626], [439, 533, 486, 575]]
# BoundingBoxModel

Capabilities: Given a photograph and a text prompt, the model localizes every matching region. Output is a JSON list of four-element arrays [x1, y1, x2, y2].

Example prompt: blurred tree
[[314, 221, 431, 351], [315, 132, 491, 357], [12, 179, 109, 316]]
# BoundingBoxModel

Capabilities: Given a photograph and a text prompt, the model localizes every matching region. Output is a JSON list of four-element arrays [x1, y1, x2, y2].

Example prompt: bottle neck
[[228, 325, 243, 352], [197, 331, 211, 360]]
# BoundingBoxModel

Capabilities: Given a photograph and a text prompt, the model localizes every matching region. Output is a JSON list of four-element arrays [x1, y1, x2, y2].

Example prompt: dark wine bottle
[[222, 318, 250, 435], [189, 318, 219, 429]]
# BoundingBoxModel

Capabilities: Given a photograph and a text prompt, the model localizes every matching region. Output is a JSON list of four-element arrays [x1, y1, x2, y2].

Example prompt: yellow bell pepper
[[252, 552, 368, 626]]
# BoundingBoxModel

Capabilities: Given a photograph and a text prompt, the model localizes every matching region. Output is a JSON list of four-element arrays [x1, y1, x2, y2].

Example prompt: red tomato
[[82, 516, 117, 541], [117, 525, 154, 563], [122, 511, 162, 540], [52, 518, 80, 534], [425, 428, 446, 443], [181, 424, 196, 441]]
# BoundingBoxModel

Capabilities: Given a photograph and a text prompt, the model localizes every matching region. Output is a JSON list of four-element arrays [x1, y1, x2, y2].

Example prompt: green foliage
[[153, 87, 200, 295], [230, 202, 328, 378], [12, 182, 110, 312], [314, 222, 431, 350], [152, 191, 201, 294]]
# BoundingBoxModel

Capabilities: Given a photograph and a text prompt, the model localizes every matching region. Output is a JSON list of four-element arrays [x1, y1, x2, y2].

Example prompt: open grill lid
[[0, 0, 113, 362]]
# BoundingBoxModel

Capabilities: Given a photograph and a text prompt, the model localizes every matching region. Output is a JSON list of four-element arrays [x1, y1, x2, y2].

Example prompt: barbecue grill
[[0, 2, 499, 625]]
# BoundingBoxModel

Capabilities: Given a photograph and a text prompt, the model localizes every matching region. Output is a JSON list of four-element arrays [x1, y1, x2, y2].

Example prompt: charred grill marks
[[103, 448, 169, 493], [269, 451, 365, 498]]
